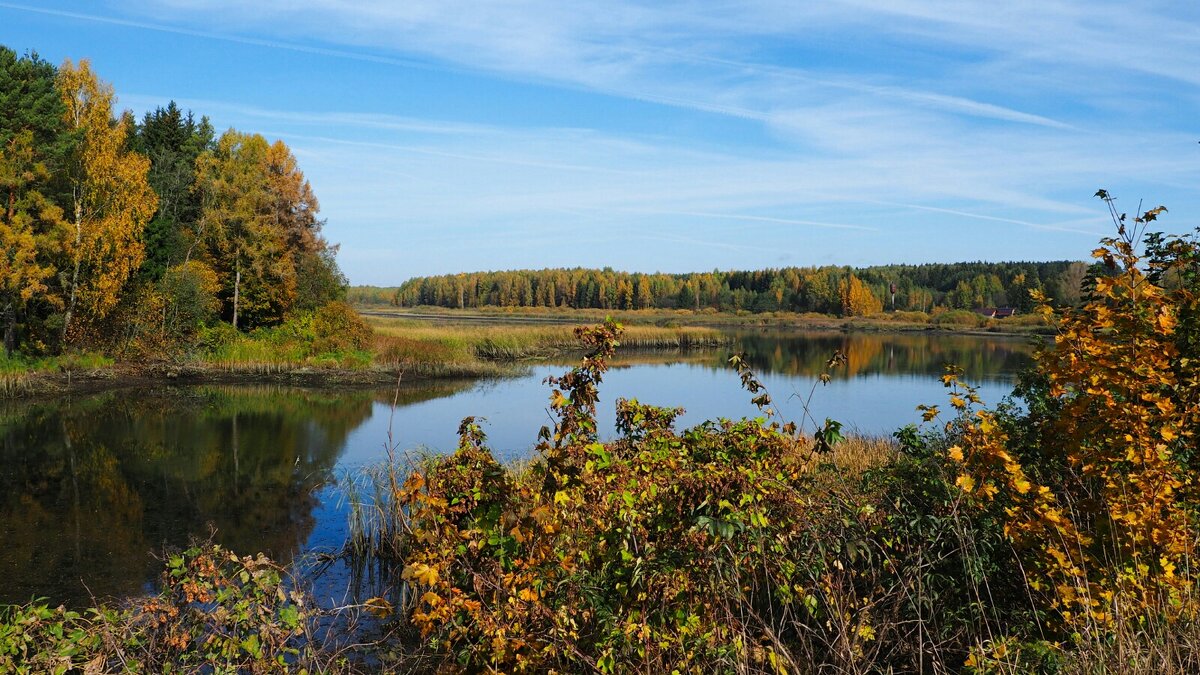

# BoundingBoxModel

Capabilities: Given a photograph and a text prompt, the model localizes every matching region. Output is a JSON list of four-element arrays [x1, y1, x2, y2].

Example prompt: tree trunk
[[232, 252, 241, 331], [61, 200, 84, 344]]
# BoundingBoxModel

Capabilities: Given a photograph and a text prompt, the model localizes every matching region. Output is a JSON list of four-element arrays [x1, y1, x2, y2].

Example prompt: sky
[[1, 1, 1198, 285]]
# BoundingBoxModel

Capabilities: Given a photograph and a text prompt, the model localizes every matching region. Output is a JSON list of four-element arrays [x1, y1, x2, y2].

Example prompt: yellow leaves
[[364, 597, 394, 618], [838, 273, 883, 316], [517, 587, 539, 602], [949, 395, 966, 410], [1161, 556, 1177, 579], [57, 58, 157, 331], [1014, 477, 1032, 495], [1161, 427, 1178, 442], [947, 446, 964, 463], [955, 474, 976, 493], [402, 563, 440, 587]]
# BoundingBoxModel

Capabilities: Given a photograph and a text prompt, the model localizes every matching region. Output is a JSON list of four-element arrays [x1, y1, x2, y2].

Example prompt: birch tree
[[57, 59, 157, 343]]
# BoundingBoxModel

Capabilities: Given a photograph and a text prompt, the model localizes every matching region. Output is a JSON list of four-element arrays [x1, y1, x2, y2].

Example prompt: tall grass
[[367, 316, 729, 363], [0, 351, 114, 396]]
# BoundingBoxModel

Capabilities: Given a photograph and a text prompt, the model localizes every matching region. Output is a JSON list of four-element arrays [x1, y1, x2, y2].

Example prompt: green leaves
[[814, 418, 845, 454], [0, 543, 313, 672]]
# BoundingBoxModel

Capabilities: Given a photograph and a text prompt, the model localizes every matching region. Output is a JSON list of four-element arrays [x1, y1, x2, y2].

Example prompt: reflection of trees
[[0, 387, 377, 607], [720, 332, 1037, 382], [548, 332, 1036, 382]]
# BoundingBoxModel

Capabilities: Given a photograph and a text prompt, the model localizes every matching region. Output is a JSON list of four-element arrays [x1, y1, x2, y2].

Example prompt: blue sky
[[2, 1, 1198, 285]]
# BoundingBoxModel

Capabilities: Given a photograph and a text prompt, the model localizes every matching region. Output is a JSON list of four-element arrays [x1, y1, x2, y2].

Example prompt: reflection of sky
[[338, 362, 1019, 466]]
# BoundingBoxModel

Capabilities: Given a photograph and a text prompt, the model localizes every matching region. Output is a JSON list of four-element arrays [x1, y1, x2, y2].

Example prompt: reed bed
[[0, 351, 114, 397], [0, 371, 34, 397], [367, 316, 730, 364]]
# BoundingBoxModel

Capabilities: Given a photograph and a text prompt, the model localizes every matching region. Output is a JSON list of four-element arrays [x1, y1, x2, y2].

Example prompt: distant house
[[976, 307, 1018, 319]]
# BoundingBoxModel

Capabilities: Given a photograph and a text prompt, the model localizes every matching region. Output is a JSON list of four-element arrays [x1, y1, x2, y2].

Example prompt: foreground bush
[[951, 197, 1200, 669], [390, 322, 1026, 672], [0, 544, 332, 674]]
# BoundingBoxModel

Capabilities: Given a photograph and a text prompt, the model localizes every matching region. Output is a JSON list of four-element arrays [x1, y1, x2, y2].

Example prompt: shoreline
[[4, 314, 1048, 401], [0, 361, 515, 402], [360, 306, 1056, 337]]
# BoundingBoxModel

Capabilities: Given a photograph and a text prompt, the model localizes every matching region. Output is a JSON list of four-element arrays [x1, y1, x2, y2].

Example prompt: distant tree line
[[392, 261, 1088, 317], [347, 286, 400, 307], [0, 46, 346, 356]]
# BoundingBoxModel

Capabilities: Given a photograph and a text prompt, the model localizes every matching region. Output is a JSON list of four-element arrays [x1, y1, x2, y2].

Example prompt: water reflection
[[0, 382, 472, 606], [729, 331, 1038, 381], [0, 332, 1036, 607]]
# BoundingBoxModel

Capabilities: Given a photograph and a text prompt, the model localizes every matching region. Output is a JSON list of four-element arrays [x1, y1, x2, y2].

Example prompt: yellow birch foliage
[[57, 58, 157, 336], [951, 204, 1200, 629]]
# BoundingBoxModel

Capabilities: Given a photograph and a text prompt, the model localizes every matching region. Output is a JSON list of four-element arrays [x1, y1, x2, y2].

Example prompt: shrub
[[932, 309, 982, 327], [390, 322, 1018, 672], [196, 321, 240, 351], [0, 544, 324, 673], [949, 195, 1200, 655], [311, 301, 372, 354]]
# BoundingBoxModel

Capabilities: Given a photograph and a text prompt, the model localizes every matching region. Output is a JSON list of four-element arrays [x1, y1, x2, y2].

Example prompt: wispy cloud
[[5, 0, 1196, 283]]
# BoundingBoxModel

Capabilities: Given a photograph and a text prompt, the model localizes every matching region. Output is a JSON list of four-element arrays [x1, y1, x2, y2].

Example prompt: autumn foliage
[[390, 322, 1001, 672], [0, 45, 347, 360], [943, 193, 1200, 668]]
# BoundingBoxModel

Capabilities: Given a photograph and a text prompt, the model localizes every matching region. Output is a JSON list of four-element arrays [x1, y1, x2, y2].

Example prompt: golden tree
[[839, 273, 883, 316], [193, 130, 299, 329], [57, 58, 157, 343]]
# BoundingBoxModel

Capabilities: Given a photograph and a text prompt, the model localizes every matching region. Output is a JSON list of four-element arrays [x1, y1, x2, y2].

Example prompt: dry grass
[[801, 435, 898, 474], [366, 316, 730, 366]]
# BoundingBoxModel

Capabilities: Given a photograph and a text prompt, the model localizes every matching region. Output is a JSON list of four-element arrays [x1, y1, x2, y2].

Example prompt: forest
[[391, 260, 1089, 316], [0, 46, 346, 361]]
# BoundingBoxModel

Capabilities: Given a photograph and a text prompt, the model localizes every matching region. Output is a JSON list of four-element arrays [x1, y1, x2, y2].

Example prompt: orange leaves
[[1157, 308, 1178, 333], [363, 597, 394, 618]]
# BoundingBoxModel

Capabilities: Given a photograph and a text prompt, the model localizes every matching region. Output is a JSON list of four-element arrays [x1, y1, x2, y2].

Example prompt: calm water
[[0, 331, 1036, 606]]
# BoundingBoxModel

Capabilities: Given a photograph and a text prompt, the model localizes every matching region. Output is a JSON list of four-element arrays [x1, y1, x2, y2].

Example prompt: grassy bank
[[198, 315, 729, 375], [0, 351, 114, 397], [1, 309, 732, 399], [363, 304, 1058, 335]]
